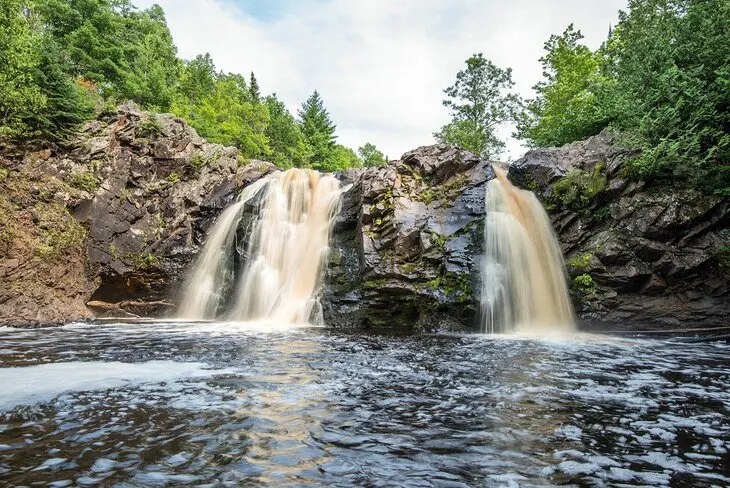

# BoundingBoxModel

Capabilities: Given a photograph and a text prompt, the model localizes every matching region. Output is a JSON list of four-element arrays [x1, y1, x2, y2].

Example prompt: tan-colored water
[[177, 169, 343, 324], [481, 166, 575, 334]]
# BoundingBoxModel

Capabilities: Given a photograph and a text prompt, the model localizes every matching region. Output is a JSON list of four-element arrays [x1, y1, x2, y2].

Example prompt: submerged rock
[[509, 131, 730, 329]]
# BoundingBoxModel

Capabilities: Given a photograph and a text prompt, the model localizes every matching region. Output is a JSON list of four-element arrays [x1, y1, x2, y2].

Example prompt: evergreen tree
[[33, 0, 180, 110], [298, 91, 336, 144], [249, 72, 260, 102], [0, 0, 91, 141], [297, 90, 337, 167], [434, 54, 521, 159]]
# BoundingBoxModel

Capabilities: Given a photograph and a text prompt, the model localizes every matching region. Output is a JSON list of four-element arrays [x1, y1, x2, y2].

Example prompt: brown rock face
[[0, 102, 277, 325], [509, 131, 730, 329]]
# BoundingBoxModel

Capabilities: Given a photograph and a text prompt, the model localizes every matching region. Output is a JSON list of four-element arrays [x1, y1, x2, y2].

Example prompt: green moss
[[35, 204, 87, 259], [0, 168, 8, 179], [69, 170, 100, 193], [167, 172, 180, 184], [590, 205, 611, 223], [127, 252, 161, 271], [430, 232, 448, 251], [568, 251, 592, 271], [364, 278, 387, 288], [109, 243, 120, 260], [138, 114, 164, 137], [549, 163, 608, 211], [421, 271, 472, 303]]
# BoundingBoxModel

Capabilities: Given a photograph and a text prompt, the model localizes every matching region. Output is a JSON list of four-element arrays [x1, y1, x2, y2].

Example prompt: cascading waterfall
[[481, 166, 575, 334], [177, 168, 343, 324]]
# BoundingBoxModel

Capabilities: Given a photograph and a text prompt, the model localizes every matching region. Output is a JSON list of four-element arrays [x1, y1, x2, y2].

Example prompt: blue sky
[[135, 0, 625, 160]]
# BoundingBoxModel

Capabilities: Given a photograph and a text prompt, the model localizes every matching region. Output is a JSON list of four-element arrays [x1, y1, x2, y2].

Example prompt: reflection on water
[[0, 322, 729, 487]]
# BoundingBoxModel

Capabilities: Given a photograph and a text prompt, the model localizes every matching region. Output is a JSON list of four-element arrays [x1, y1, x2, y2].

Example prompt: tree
[[264, 94, 310, 168], [185, 74, 269, 158], [298, 90, 337, 165], [0, 0, 91, 141], [358, 142, 387, 167], [434, 53, 521, 159], [516, 24, 612, 147], [33, 0, 180, 110], [605, 0, 729, 192], [0, 0, 45, 139], [249, 72, 260, 102], [325, 144, 362, 171]]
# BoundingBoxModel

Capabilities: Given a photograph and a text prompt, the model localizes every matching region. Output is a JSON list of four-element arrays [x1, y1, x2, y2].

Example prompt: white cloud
[[134, 0, 624, 161]]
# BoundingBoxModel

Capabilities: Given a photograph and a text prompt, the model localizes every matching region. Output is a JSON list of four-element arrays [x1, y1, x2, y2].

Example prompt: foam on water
[[0, 360, 229, 411], [1, 323, 728, 486]]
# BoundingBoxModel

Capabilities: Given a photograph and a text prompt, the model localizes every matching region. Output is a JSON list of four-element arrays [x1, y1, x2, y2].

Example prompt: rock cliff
[[2, 106, 727, 330], [509, 131, 729, 329], [0, 102, 275, 324], [323, 146, 491, 330]]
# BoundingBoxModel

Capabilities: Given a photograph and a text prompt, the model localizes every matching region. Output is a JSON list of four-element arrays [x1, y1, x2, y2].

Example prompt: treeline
[[0, 0, 387, 171], [435, 0, 728, 194]]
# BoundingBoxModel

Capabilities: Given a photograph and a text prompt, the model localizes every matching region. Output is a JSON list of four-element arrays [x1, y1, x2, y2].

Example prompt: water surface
[[1, 322, 728, 487]]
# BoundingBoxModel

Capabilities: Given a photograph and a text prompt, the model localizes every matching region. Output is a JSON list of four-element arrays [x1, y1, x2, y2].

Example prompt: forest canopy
[[1, 0, 727, 191], [0, 0, 387, 171]]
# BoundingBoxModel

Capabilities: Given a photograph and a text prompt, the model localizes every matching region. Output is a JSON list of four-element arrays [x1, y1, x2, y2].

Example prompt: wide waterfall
[[481, 166, 575, 334], [177, 168, 343, 324]]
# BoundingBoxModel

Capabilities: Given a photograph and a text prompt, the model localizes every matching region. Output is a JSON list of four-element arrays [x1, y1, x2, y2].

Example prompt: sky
[[134, 0, 626, 161]]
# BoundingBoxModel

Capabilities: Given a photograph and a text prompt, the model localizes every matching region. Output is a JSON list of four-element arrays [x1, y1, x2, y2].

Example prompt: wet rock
[[509, 132, 730, 328], [323, 145, 492, 331]]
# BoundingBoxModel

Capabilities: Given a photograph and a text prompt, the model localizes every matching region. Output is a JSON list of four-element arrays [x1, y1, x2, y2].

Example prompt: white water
[[481, 166, 575, 334], [177, 169, 343, 324]]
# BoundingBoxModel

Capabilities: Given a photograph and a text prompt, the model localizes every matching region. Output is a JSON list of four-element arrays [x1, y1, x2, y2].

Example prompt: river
[[1, 321, 728, 487]]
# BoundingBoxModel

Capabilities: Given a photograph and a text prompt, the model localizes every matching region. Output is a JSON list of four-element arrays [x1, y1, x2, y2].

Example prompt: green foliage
[[298, 90, 337, 166], [248, 72, 260, 102], [34, 0, 180, 110], [264, 94, 310, 168], [69, 170, 100, 193], [358, 142, 387, 167], [518, 1, 729, 194], [516, 24, 612, 147], [138, 114, 164, 137], [572, 273, 596, 296], [549, 164, 608, 211], [167, 172, 179, 184], [177, 74, 270, 158], [435, 53, 521, 159], [0, 0, 92, 141], [568, 251, 593, 271]]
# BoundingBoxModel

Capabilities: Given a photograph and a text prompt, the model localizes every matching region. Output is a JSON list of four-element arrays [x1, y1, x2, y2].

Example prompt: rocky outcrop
[[509, 131, 730, 329], [0, 102, 276, 325], [3, 104, 726, 331], [323, 146, 491, 330]]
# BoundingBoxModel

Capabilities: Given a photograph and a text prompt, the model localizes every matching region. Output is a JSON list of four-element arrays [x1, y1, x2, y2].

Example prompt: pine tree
[[249, 72, 260, 102], [297, 90, 337, 167], [298, 91, 336, 146]]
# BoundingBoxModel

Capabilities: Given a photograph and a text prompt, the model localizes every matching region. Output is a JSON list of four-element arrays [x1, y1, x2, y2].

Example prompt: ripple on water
[[0, 323, 728, 486]]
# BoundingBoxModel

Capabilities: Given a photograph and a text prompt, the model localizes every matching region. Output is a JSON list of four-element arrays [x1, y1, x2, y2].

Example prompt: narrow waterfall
[[177, 168, 343, 324], [481, 166, 575, 334]]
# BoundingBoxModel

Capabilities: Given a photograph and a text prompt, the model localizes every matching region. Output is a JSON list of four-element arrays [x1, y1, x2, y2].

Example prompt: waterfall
[[480, 166, 575, 334], [177, 168, 343, 324]]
